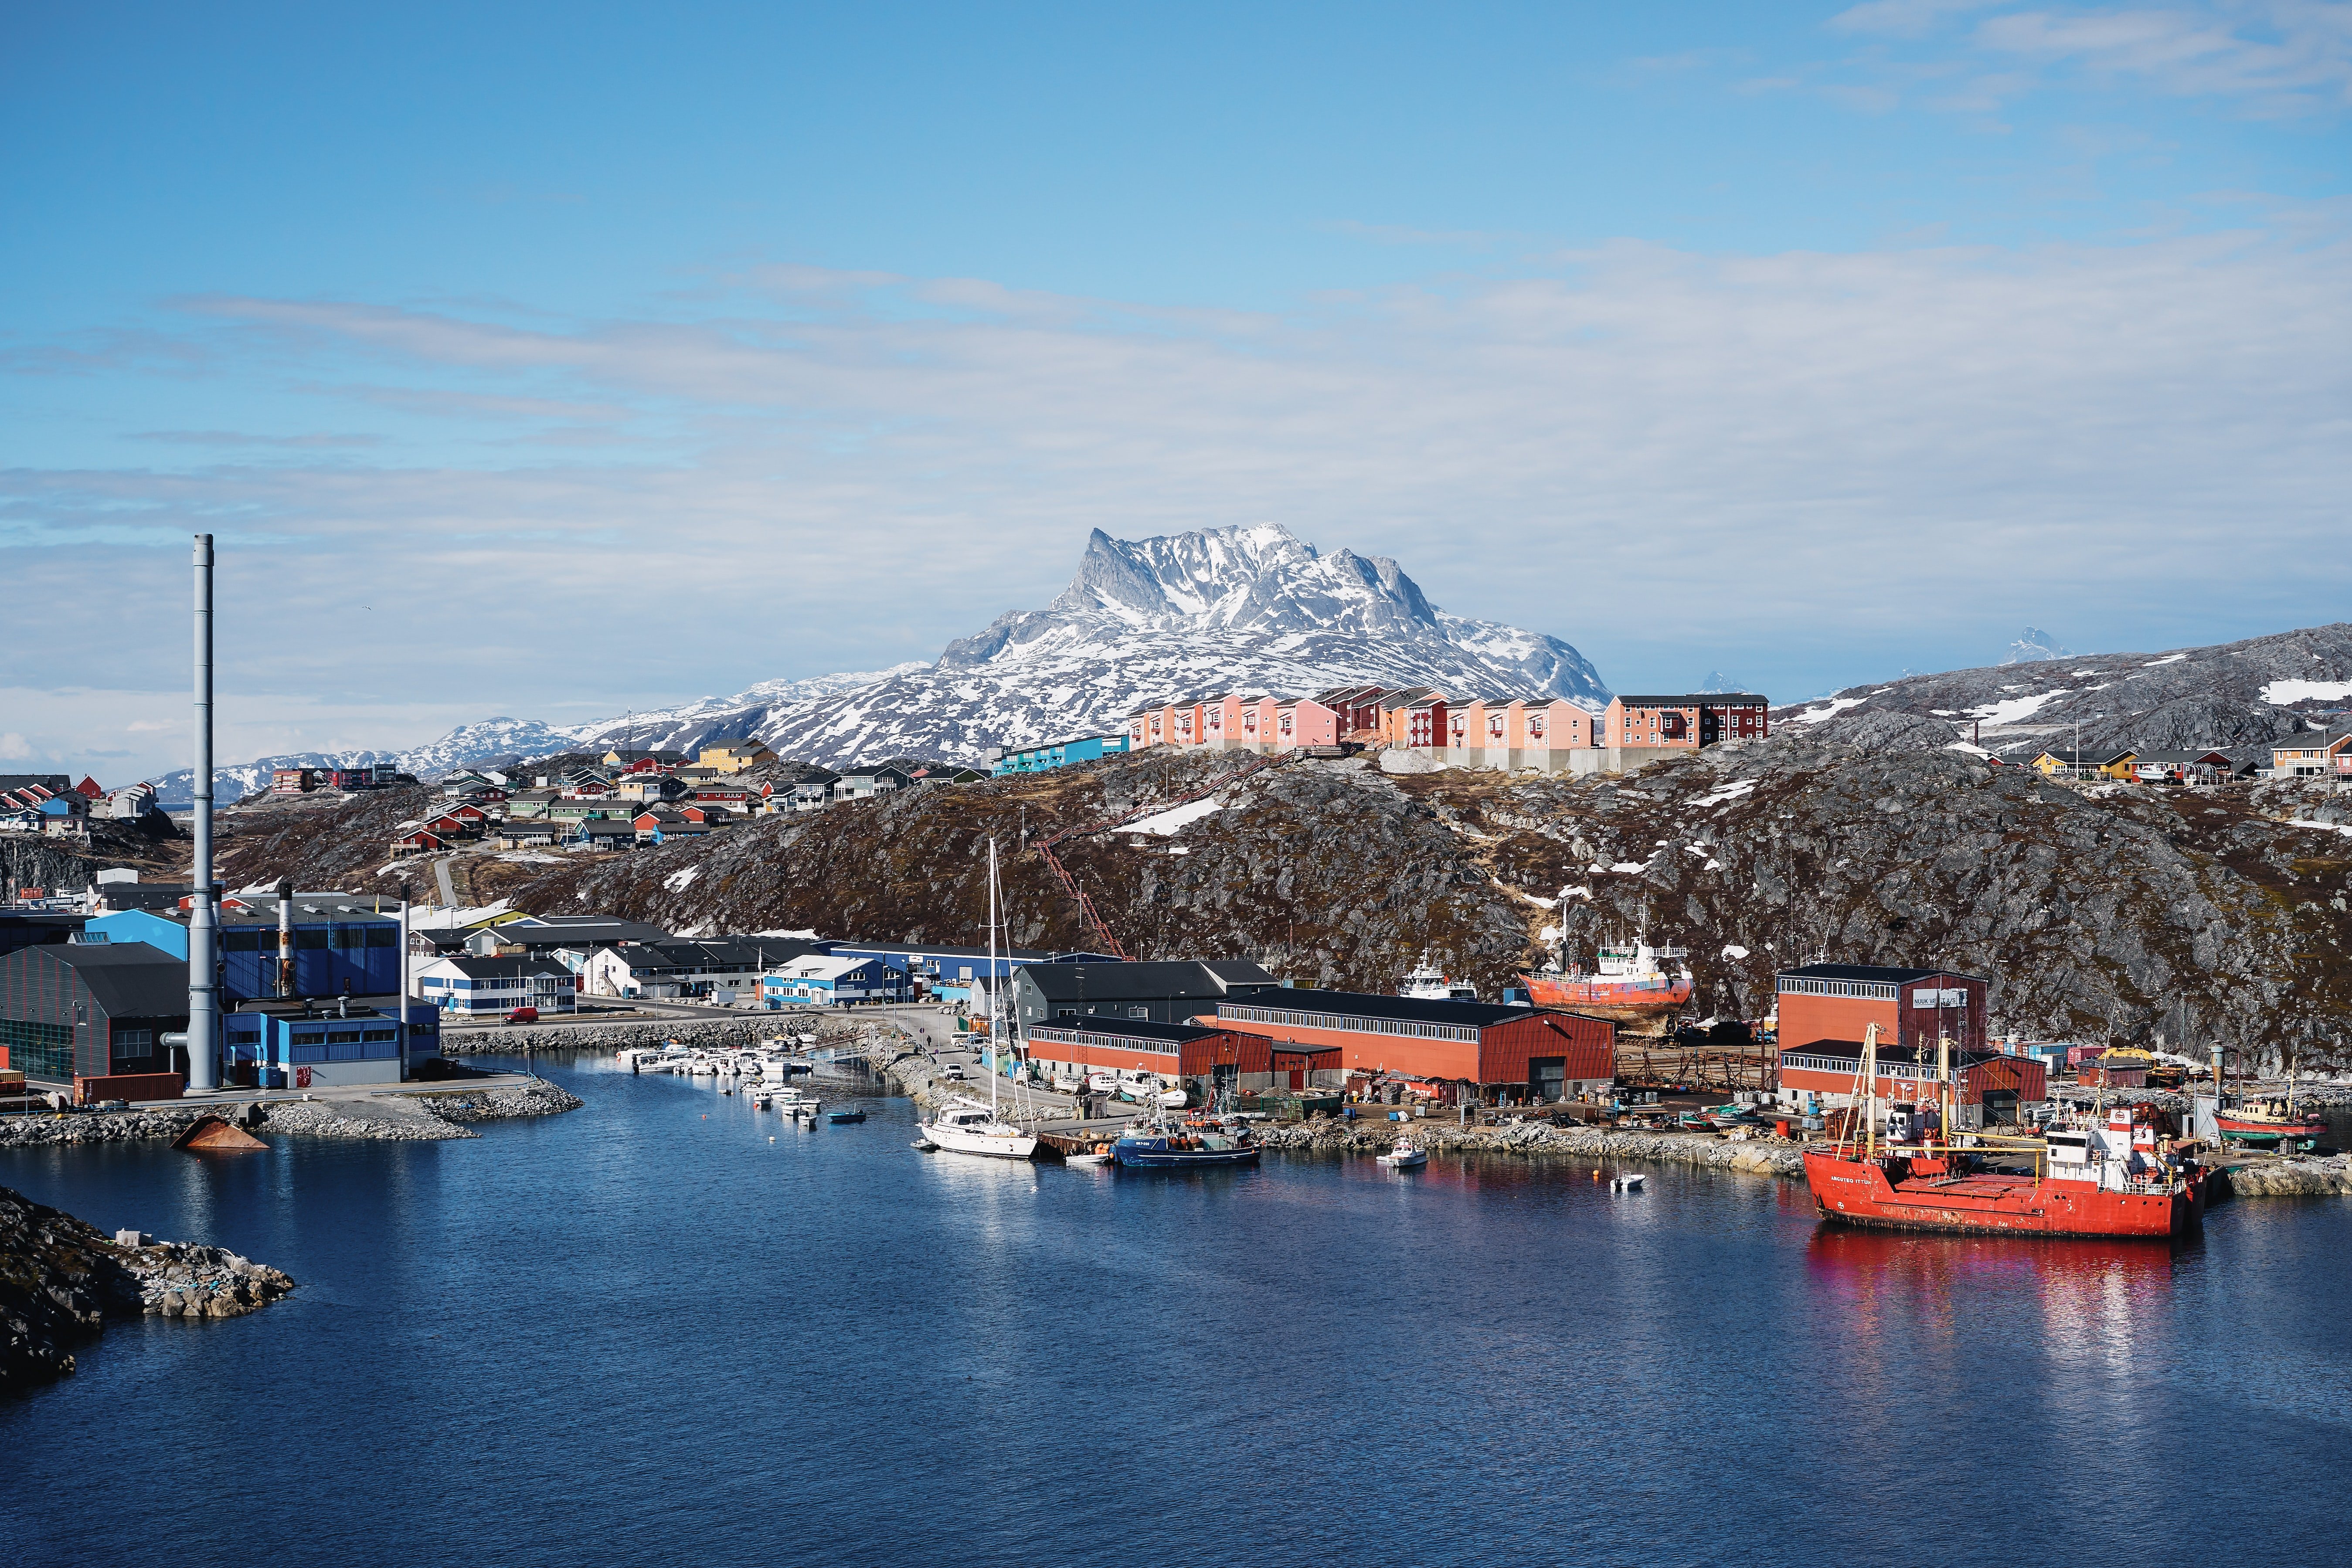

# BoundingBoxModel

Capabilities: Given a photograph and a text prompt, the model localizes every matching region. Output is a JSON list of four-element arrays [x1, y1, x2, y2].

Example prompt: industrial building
[[0, 938, 191, 1098], [1207, 989, 1614, 1099], [1013, 959, 1283, 1031], [1776, 1040, 2048, 1128], [1022, 1015, 1271, 1090], [1774, 963, 1989, 1058], [84, 893, 402, 1004]]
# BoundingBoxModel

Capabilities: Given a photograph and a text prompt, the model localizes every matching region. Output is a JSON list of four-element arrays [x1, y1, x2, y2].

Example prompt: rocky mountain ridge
[[1779, 621, 2352, 763], [193, 714, 2352, 1067]]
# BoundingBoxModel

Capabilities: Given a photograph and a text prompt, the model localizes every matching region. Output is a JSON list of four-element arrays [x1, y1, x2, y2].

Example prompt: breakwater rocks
[[0, 1083, 583, 1150], [438, 1012, 848, 1057], [0, 1184, 294, 1393], [2216, 1153, 2352, 1197], [1254, 1115, 1809, 1178]]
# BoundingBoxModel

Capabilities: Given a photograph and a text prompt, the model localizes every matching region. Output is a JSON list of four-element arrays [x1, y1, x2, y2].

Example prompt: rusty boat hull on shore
[[1518, 976, 1692, 1022], [1802, 1150, 2204, 1240]]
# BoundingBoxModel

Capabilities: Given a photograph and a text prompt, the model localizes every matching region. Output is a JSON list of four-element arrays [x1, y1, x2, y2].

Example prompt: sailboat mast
[[988, 835, 1000, 1118]]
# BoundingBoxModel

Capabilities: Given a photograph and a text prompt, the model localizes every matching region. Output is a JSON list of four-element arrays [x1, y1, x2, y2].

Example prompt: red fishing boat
[[1518, 937, 1692, 1022], [1802, 1025, 2205, 1240]]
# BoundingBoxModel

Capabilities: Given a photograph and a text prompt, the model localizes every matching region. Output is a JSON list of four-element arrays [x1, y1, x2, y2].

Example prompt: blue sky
[[4, 2, 2348, 777]]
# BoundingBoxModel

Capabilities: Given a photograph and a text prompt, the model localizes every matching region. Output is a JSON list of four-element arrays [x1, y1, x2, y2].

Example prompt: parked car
[[941, 1062, 967, 1080], [506, 1006, 539, 1025]]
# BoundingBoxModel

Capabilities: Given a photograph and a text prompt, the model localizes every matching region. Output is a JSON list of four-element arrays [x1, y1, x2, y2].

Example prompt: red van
[[505, 1007, 539, 1025]]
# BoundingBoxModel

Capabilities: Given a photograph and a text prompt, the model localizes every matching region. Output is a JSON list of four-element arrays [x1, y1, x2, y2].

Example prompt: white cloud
[[0, 732, 31, 761], [3, 224, 2347, 777], [1827, 1, 2352, 116]]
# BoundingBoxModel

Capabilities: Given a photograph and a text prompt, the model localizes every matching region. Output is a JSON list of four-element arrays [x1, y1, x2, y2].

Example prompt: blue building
[[219, 999, 425, 1089], [824, 940, 1123, 990], [759, 955, 911, 1008], [989, 734, 1130, 776], [85, 896, 403, 1004]]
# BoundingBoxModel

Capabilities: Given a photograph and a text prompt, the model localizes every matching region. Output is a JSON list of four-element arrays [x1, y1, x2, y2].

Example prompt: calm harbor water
[[7, 1056, 2349, 1568]]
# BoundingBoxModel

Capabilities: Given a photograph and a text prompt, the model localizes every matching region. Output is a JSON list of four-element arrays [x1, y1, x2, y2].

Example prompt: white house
[[581, 938, 802, 1001], [412, 954, 578, 1016]]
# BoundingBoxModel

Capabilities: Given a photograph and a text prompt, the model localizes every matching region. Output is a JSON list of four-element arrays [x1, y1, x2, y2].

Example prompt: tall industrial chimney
[[276, 876, 295, 998], [186, 534, 219, 1093]]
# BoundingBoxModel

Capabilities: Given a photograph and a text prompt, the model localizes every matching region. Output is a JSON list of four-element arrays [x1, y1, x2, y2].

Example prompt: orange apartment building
[[1208, 989, 1614, 1100], [1125, 685, 1764, 775]]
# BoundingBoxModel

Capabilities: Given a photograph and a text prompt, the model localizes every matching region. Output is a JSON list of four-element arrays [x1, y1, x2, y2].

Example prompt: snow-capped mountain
[[2002, 627, 2073, 665], [163, 525, 1610, 791], [150, 718, 578, 804], [588, 524, 1610, 765], [563, 666, 927, 749]]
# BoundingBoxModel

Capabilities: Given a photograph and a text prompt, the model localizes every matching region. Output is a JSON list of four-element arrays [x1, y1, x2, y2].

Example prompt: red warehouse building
[[1023, 1016, 1269, 1089], [1778, 1040, 2048, 1127], [1208, 989, 1613, 1100], [1775, 963, 1989, 1058]]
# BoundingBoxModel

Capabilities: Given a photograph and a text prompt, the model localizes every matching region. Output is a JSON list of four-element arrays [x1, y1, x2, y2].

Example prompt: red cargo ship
[[1801, 1025, 2205, 1240]]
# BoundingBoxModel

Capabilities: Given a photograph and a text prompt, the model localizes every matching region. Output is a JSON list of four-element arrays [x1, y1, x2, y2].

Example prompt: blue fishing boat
[[1112, 1120, 1261, 1169], [827, 1108, 867, 1124]]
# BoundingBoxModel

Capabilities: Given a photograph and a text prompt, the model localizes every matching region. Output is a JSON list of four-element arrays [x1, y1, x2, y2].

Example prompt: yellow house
[[2031, 748, 2137, 781], [699, 740, 776, 774]]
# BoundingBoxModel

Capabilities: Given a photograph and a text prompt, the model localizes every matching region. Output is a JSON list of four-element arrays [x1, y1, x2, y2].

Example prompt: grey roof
[[1025, 1016, 1225, 1045], [1023, 960, 1280, 1004], [1613, 693, 1765, 706], [1221, 986, 1536, 1029], [0, 774, 73, 794], [499, 917, 673, 946], [1779, 964, 1985, 986], [431, 955, 574, 979], [42, 940, 189, 1019]]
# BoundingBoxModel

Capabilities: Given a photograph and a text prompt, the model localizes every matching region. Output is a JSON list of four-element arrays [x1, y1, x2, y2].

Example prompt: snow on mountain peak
[[615, 523, 1609, 765]]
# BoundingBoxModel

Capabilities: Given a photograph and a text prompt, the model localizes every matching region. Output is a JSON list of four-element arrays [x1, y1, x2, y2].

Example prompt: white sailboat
[[921, 836, 1038, 1161]]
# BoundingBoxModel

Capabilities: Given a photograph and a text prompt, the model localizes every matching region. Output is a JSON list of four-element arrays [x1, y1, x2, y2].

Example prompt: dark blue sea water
[[7, 1057, 2349, 1567]]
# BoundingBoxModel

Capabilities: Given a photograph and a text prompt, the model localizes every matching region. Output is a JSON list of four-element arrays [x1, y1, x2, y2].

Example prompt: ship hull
[[1519, 977, 1692, 1018], [1803, 1151, 2202, 1239], [1113, 1140, 1261, 1169]]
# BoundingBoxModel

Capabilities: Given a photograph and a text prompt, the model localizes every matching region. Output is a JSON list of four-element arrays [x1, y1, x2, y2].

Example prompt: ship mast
[[987, 834, 1000, 1120]]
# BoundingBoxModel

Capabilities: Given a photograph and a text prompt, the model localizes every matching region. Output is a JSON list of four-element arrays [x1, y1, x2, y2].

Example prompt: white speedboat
[[1610, 1171, 1645, 1192], [1064, 1149, 1115, 1168], [1377, 1140, 1429, 1169]]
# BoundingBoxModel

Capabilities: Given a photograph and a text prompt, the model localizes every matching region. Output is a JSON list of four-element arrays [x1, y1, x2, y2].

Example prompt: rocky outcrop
[[0, 1185, 293, 1393], [435, 1015, 841, 1057], [0, 1083, 583, 1148], [1252, 1114, 1808, 1178], [201, 708, 2352, 1069], [2213, 1154, 2352, 1197]]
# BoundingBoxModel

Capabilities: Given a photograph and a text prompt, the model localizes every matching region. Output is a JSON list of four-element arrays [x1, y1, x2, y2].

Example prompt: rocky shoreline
[[0, 1081, 583, 1149], [436, 1011, 849, 1057], [1, 1184, 295, 1393], [1252, 1113, 1809, 1177]]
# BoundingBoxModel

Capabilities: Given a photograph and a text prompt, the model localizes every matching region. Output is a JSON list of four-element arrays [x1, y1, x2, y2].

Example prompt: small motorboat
[[1610, 1171, 1646, 1192], [910, 1137, 937, 1151], [1065, 1147, 1115, 1168], [1377, 1140, 1429, 1169], [826, 1108, 866, 1124]]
